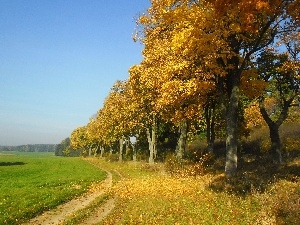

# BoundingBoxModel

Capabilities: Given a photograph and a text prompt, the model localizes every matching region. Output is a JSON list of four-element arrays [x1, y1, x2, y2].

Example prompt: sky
[[0, 0, 150, 146]]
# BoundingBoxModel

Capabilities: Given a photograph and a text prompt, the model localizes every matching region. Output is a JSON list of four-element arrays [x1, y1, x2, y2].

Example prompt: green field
[[0, 152, 106, 225]]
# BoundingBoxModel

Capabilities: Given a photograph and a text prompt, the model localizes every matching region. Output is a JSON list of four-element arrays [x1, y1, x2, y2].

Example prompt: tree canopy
[[70, 0, 300, 177]]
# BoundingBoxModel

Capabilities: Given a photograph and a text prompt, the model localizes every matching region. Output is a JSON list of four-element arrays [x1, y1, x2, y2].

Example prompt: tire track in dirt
[[23, 165, 113, 225], [78, 163, 125, 225], [81, 198, 115, 225]]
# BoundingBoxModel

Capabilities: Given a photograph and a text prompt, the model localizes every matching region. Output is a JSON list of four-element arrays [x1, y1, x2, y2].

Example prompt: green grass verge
[[0, 152, 106, 225]]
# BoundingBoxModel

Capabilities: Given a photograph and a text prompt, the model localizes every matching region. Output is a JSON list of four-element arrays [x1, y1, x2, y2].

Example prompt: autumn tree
[[137, 0, 300, 177], [128, 64, 161, 164], [70, 126, 92, 156], [134, 2, 216, 160], [99, 81, 126, 161], [257, 47, 300, 164], [86, 118, 104, 157], [97, 80, 142, 161], [94, 107, 116, 157]]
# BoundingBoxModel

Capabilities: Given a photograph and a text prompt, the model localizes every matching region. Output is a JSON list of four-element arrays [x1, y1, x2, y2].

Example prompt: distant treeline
[[0, 144, 56, 152]]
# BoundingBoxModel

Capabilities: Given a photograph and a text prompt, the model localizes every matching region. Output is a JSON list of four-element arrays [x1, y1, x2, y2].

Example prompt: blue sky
[[0, 0, 149, 146]]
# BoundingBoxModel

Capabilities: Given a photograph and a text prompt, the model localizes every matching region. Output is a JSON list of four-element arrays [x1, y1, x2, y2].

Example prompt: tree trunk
[[225, 78, 240, 178], [269, 124, 282, 164], [146, 128, 155, 165], [125, 138, 130, 157], [153, 118, 157, 160], [176, 119, 188, 159], [119, 137, 124, 162], [146, 115, 157, 165], [109, 147, 113, 159], [205, 103, 215, 154], [100, 146, 105, 158], [88, 145, 92, 157], [94, 146, 98, 157], [259, 99, 287, 165], [132, 144, 137, 161], [132, 133, 139, 162]]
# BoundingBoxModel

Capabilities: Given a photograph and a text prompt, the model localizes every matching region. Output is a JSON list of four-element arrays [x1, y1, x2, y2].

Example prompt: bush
[[185, 138, 207, 161], [123, 148, 133, 161], [281, 122, 300, 157], [105, 153, 119, 162], [136, 150, 148, 161], [164, 153, 213, 178], [241, 126, 270, 154], [265, 181, 300, 224], [164, 153, 184, 176], [140, 163, 162, 172], [242, 122, 300, 156]]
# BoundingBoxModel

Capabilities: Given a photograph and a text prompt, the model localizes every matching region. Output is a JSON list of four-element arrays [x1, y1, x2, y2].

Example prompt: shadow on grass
[[208, 154, 300, 195], [0, 161, 26, 166]]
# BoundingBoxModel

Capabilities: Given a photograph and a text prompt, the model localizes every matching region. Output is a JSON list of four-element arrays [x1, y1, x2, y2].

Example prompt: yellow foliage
[[284, 138, 300, 152], [111, 175, 211, 202], [244, 102, 266, 130], [71, 0, 300, 156], [240, 69, 267, 98]]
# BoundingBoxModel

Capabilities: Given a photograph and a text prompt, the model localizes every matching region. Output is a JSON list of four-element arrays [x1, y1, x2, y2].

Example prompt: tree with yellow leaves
[[128, 64, 161, 164], [95, 79, 144, 161], [70, 126, 93, 156], [97, 81, 128, 161], [257, 47, 300, 164], [137, 0, 300, 177]]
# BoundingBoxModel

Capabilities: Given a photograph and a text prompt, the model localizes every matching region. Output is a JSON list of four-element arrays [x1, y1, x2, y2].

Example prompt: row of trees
[[0, 144, 56, 152], [71, 0, 300, 177]]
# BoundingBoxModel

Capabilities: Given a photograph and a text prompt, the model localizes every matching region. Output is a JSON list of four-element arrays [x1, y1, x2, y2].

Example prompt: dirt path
[[80, 168, 125, 225], [82, 198, 115, 225], [23, 167, 114, 225]]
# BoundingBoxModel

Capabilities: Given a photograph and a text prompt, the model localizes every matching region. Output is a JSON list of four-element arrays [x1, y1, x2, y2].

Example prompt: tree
[[137, 0, 300, 177], [55, 137, 80, 157], [257, 49, 300, 164], [135, 2, 215, 160], [93, 80, 141, 161], [55, 140, 65, 156], [86, 119, 103, 157], [70, 126, 92, 156], [128, 65, 162, 164]]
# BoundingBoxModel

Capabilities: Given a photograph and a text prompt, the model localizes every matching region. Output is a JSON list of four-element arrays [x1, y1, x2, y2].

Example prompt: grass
[[0, 151, 106, 225], [1, 151, 299, 224], [84, 157, 300, 225]]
